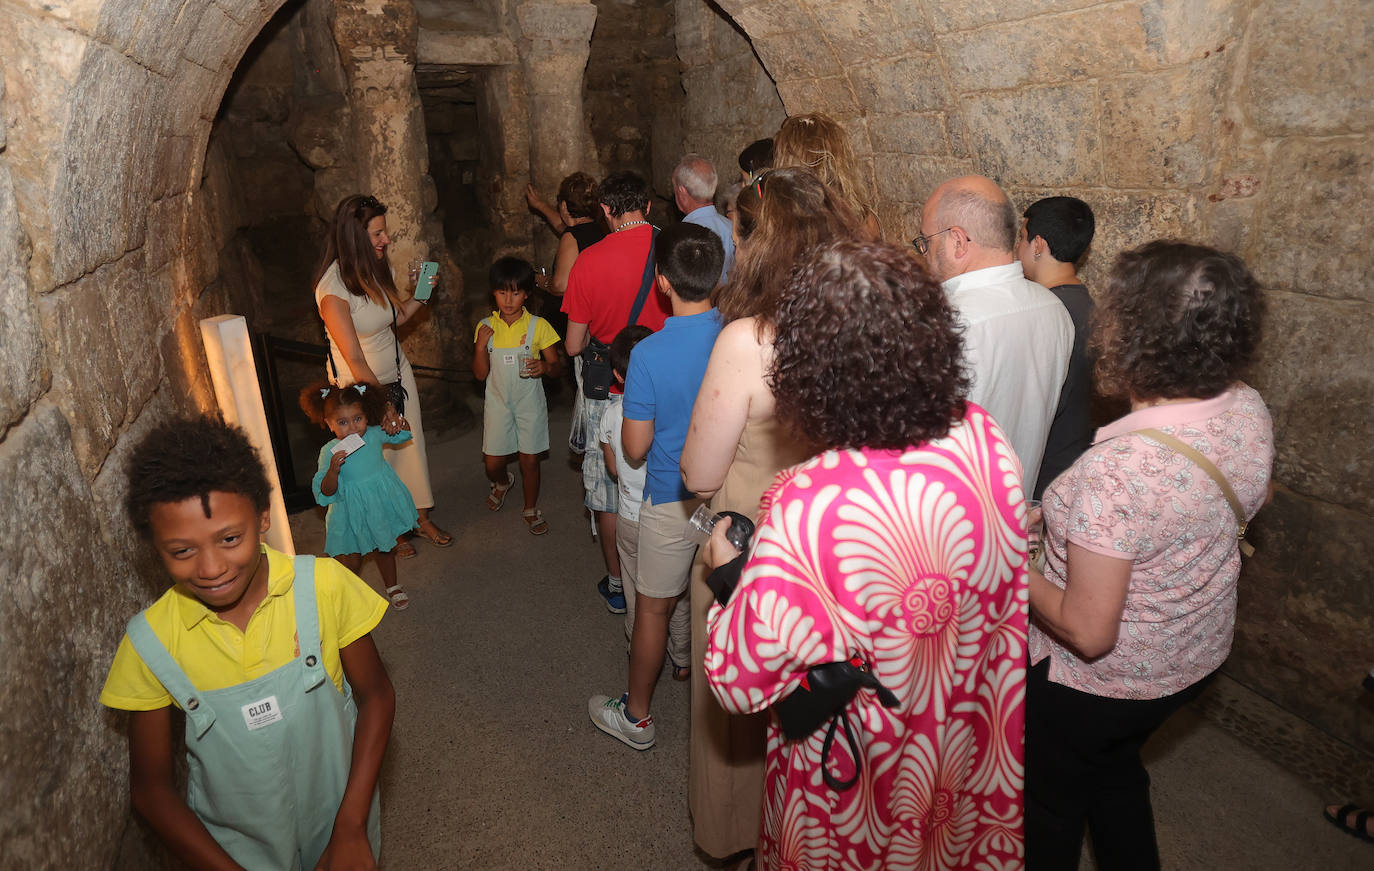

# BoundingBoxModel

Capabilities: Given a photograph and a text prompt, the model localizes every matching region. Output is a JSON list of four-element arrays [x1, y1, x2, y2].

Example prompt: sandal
[[522, 508, 549, 536], [487, 472, 515, 511], [394, 537, 417, 560], [385, 584, 410, 611], [415, 519, 453, 547], [1324, 804, 1374, 843]]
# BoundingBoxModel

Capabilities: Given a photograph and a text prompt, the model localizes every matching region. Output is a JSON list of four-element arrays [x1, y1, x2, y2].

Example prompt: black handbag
[[774, 655, 900, 791], [707, 546, 900, 792], [580, 227, 659, 400], [327, 297, 408, 415]]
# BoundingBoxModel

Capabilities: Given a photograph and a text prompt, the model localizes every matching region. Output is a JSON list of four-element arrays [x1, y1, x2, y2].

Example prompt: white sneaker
[[588, 693, 655, 750]]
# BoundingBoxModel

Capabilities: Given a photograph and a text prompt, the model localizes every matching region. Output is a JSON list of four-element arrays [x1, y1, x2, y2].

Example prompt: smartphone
[[414, 261, 439, 301]]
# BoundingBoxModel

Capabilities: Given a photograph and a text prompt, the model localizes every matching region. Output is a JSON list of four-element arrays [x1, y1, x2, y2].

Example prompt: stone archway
[[0, 0, 476, 864]]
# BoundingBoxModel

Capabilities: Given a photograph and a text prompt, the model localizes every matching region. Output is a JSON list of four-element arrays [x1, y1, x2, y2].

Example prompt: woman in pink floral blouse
[[704, 240, 1029, 871], [1026, 241, 1273, 870]]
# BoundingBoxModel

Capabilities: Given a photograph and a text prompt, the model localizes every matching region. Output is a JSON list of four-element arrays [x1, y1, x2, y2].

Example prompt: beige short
[[634, 496, 705, 599], [616, 514, 640, 644]]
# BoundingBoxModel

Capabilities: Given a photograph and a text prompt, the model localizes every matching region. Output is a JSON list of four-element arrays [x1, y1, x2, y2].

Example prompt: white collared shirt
[[942, 262, 1074, 489]]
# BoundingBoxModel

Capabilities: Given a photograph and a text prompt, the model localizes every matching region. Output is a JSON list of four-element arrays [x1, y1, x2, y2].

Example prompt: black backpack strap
[[625, 227, 660, 329]]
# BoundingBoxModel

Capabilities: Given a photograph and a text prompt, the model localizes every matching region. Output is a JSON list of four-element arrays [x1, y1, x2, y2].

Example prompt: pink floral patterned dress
[[706, 405, 1029, 871]]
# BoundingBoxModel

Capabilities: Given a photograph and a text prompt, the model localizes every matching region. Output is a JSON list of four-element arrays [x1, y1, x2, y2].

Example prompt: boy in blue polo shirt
[[588, 222, 724, 750]]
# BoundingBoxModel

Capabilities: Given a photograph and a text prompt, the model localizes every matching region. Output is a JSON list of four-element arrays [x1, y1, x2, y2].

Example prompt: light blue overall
[[481, 313, 549, 455], [127, 556, 381, 870]]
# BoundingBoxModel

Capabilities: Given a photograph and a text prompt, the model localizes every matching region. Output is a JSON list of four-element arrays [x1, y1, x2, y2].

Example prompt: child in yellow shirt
[[100, 417, 394, 870], [474, 256, 562, 534]]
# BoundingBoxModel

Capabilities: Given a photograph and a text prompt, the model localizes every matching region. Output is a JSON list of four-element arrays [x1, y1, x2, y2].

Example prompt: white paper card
[[331, 433, 365, 455], [241, 695, 283, 730], [502, 353, 516, 365]]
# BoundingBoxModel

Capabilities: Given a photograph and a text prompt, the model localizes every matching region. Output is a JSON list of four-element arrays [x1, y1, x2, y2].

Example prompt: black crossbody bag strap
[[624, 227, 660, 330]]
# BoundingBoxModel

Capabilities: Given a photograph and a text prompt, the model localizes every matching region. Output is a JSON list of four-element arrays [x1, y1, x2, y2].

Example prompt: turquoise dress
[[313, 425, 418, 556]]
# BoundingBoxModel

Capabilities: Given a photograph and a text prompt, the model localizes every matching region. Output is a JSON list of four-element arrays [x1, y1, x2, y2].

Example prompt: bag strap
[[389, 297, 401, 375], [625, 227, 660, 330], [1136, 428, 1255, 557]]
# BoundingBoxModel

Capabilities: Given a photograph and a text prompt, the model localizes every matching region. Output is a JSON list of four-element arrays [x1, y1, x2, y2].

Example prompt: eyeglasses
[[912, 227, 965, 256]]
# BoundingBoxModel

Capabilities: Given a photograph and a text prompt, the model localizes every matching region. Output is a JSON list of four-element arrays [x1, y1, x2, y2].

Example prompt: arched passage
[[0, 0, 1371, 864]]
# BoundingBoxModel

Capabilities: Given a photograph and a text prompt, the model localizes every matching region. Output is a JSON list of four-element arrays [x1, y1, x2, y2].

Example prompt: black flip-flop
[[1324, 804, 1374, 843]]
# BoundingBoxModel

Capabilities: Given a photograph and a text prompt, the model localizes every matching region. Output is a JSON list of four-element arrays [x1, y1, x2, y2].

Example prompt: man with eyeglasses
[[915, 175, 1074, 489]]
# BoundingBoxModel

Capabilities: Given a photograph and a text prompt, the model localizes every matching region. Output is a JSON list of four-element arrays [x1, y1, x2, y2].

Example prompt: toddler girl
[[301, 382, 418, 609]]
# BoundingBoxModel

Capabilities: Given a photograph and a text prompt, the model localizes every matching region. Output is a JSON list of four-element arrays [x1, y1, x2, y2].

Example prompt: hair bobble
[[320, 387, 330, 398], [355, 384, 367, 394]]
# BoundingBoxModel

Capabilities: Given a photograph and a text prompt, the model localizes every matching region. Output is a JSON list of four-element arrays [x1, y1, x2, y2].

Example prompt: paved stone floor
[[288, 401, 1373, 870]]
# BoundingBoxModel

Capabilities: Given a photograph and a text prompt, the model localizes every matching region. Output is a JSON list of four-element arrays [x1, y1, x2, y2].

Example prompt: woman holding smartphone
[[314, 193, 451, 558]]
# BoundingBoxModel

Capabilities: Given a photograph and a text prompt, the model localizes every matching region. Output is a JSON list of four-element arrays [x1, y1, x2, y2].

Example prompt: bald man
[[917, 175, 1074, 489], [673, 154, 734, 283]]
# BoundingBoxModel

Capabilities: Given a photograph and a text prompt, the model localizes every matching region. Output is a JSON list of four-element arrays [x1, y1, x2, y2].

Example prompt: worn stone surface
[[935, 4, 1155, 93], [1231, 488, 1374, 749], [1250, 291, 1374, 514], [961, 83, 1100, 186], [36, 263, 133, 478], [676, 0, 784, 198], [921, 0, 1099, 34], [0, 150, 48, 433], [0, 403, 136, 868], [1253, 138, 1374, 303], [1099, 58, 1229, 188], [1247, 0, 1374, 135], [868, 113, 950, 156]]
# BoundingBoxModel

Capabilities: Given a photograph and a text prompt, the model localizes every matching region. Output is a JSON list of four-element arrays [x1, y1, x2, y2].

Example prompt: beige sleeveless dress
[[688, 414, 814, 858]]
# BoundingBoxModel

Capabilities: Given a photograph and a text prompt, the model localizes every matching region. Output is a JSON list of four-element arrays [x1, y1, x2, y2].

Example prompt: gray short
[[581, 396, 618, 513]]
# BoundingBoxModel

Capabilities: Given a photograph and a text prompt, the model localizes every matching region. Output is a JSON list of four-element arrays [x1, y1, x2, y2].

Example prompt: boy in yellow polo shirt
[[474, 256, 562, 535], [100, 417, 394, 870]]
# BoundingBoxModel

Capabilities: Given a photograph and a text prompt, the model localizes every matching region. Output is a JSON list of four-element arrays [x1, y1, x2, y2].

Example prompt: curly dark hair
[[299, 381, 391, 430], [598, 171, 651, 218], [770, 240, 969, 450], [1093, 240, 1263, 401], [557, 172, 601, 220], [125, 416, 272, 538]]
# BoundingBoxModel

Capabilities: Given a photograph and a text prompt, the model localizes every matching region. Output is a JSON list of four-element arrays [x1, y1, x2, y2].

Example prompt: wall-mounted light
[[199, 315, 294, 556]]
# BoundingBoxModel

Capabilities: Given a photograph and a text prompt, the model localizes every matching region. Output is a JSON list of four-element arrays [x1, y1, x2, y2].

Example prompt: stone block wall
[[0, 1, 467, 865], [682, 0, 1374, 766], [584, 0, 683, 200], [0, 2, 296, 865], [675, 0, 785, 196]]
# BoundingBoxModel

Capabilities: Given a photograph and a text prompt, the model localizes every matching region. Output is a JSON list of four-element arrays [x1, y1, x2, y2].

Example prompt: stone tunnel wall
[[0, 0, 1370, 866], [0, 0, 461, 866], [0, 2, 296, 865], [682, 0, 1374, 769]]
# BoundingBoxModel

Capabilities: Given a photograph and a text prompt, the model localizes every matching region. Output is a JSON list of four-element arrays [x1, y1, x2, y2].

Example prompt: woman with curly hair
[[1025, 241, 1273, 870], [680, 167, 861, 860], [772, 111, 881, 239], [703, 240, 1029, 870]]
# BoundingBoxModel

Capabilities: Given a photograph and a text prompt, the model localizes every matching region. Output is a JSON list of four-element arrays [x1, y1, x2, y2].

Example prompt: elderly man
[[564, 171, 672, 615], [672, 153, 734, 282], [917, 175, 1073, 488]]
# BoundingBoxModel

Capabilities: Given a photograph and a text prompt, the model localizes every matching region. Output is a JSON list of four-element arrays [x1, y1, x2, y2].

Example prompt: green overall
[[127, 556, 381, 870], [481, 313, 549, 454]]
